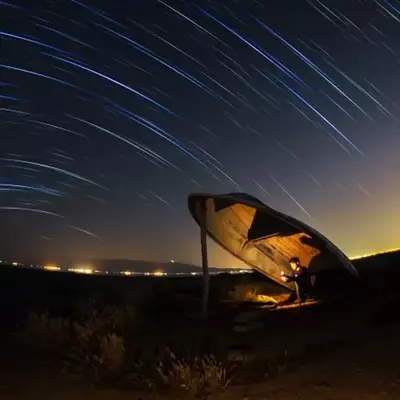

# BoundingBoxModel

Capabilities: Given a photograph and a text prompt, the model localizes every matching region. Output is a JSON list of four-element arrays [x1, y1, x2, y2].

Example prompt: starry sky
[[1, 0, 399, 267]]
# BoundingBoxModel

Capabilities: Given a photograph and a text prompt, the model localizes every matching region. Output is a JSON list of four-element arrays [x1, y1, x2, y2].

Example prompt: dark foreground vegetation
[[0, 250, 399, 399]]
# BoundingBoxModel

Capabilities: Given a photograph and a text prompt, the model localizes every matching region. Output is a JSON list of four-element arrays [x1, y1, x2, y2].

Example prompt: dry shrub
[[18, 307, 132, 383], [17, 306, 234, 393], [18, 312, 71, 353], [233, 349, 293, 384], [65, 308, 129, 382], [157, 349, 232, 396]]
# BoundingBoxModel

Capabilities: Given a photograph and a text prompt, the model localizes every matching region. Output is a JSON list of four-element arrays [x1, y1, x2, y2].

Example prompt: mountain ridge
[[90, 259, 223, 273]]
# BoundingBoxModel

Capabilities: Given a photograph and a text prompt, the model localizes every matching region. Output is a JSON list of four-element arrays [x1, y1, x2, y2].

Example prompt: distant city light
[[153, 269, 165, 277], [68, 267, 93, 274], [122, 271, 132, 276], [12, 261, 19, 266], [228, 269, 252, 274], [43, 265, 60, 272]]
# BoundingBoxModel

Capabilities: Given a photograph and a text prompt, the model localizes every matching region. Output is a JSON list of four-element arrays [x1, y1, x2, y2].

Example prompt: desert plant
[[199, 354, 232, 391], [17, 312, 71, 353], [233, 348, 293, 384], [156, 350, 232, 396], [64, 309, 126, 382]]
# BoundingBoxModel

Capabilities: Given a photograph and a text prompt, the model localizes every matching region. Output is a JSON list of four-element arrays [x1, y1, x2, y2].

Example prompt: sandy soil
[[226, 327, 400, 400], [1, 251, 399, 400], [1, 306, 399, 400]]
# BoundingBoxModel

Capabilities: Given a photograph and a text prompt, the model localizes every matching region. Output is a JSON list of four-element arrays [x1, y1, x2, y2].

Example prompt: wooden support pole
[[200, 199, 209, 320]]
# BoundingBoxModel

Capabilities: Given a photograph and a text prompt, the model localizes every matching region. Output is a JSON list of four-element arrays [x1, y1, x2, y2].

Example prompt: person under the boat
[[280, 257, 313, 303]]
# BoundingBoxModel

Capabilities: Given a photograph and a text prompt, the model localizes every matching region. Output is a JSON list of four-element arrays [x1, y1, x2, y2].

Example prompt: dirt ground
[[1, 251, 399, 399], [1, 303, 399, 400], [228, 326, 400, 400]]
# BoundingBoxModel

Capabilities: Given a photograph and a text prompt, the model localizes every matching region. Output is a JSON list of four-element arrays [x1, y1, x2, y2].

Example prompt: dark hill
[[91, 259, 222, 274]]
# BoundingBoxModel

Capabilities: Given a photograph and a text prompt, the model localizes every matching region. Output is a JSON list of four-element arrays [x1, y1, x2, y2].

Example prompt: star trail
[[1, 0, 399, 266]]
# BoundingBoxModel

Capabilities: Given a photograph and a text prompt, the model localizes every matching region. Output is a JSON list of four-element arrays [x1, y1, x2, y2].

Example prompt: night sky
[[1, 0, 399, 267]]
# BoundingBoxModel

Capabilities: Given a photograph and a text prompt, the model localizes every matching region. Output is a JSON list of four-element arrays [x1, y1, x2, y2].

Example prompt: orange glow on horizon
[[204, 245, 399, 270], [350, 247, 400, 261], [69, 267, 93, 274], [43, 265, 60, 271]]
